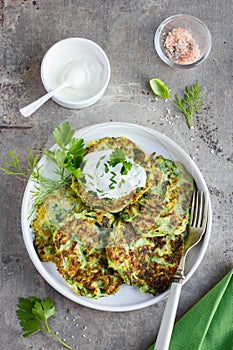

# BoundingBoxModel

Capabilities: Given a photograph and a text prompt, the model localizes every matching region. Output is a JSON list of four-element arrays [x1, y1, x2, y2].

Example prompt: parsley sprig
[[108, 148, 132, 175], [175, 81, 203, 129], [16, 296, 72, 349], [44, 121, 86, 177]]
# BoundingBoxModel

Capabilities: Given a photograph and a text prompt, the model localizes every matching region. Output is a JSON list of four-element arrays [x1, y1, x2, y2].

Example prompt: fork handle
[[154, 281, 182, 350]]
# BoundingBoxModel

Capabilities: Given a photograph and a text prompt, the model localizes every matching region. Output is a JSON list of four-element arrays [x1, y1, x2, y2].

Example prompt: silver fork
[[154, 191, 208, 350]]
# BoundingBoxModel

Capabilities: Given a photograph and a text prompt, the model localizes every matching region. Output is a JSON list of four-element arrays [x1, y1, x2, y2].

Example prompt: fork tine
[[190, 191, 208, 229], [190, 191, 197, 227], [197, 191, 204, 227], [201, 192, 208, 229]]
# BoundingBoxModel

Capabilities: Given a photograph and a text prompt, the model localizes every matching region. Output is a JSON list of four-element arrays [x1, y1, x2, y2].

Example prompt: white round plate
[[21, 122, 212, 312]]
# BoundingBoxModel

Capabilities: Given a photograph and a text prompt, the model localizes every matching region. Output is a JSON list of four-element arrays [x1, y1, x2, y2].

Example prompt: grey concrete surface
[[0, 1, 232, 349]]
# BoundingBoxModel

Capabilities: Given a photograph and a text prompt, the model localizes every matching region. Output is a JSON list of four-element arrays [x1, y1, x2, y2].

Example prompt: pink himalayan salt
[[164, 27, 201, 64]]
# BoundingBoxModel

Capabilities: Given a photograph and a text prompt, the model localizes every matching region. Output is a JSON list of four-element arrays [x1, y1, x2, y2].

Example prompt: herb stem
[[47, 328, 72, 349], [42, 318, 72, 349]]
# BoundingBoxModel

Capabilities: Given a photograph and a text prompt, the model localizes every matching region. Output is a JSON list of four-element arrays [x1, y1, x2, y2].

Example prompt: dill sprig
[[175, 81, 203, 129], [0, 149, 40, 181], [30, 170, 71, 210]]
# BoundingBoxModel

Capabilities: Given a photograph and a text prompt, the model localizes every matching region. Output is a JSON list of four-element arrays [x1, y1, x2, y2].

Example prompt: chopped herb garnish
[[109, 183, 115, 190], [104, 163, 110, 173], [119, 178, 126, 188], [110, 171, 117, 177], [109, 171, 117, 189], [96, 155, 106, 169], [86, 174, 94, 180]]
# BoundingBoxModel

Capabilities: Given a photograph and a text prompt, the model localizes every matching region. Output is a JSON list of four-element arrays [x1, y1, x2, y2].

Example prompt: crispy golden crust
[[53, 213, 123, 298], [71, 137, 153, 213], [106, 220, 184, 294]]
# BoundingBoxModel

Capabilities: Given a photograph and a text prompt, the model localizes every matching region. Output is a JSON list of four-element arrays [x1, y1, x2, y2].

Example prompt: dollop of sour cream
[[57, 57, 104, 101], [82, 150, 147, 199]]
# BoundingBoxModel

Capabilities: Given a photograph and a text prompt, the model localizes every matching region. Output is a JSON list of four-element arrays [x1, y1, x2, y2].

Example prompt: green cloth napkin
[[148, 268, 233, 350]]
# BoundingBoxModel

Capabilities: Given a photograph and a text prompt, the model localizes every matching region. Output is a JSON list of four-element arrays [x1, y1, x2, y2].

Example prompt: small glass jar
[[154, 14, 212, 68]]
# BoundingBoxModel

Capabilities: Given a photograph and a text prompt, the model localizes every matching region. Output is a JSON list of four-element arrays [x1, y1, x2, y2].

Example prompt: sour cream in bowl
[[41, 38, 111, 109]]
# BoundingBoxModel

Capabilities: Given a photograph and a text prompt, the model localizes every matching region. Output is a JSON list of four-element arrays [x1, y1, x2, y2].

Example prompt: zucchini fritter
[[120, 154, 194, 237], [53, 212, 123, 298], [106, 220, 184, 294], [32, 185, 87, 262]]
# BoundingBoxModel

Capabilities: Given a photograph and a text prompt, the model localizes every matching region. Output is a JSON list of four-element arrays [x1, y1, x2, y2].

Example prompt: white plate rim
[[21, 122, 212, 312]]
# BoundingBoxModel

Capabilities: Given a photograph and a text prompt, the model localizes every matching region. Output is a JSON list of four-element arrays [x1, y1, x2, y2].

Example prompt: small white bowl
[[154, 14, 211, 68], [41, 38, 111, 109]]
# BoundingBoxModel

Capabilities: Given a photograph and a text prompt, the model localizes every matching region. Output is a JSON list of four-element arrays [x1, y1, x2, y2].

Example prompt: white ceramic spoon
[[20, 61, 86, 118]]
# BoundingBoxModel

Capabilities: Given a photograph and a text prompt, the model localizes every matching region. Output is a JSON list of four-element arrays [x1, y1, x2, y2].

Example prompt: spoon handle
[[154, 281, 182, 350], [19, 81, 68, 118]]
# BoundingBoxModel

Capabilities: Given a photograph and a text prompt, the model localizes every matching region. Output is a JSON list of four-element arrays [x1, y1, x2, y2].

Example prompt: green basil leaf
[[149, 78, 171, 100]]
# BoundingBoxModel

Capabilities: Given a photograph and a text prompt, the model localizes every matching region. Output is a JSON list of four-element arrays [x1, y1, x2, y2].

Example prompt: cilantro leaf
[[16, 296, 72, 349], [20, 320, 41, 338]]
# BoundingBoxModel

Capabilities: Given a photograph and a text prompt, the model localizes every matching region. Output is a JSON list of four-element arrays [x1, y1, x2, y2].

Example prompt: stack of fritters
[[32, 186, 122, 298], [32, 136, 194, 298]]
